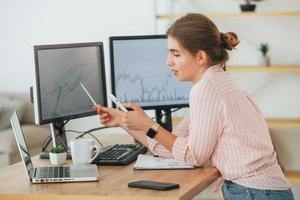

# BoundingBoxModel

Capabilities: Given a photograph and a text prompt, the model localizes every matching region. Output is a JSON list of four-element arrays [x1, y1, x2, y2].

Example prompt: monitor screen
[[33, 42, 107, 125], [110, 35, 192, 110]]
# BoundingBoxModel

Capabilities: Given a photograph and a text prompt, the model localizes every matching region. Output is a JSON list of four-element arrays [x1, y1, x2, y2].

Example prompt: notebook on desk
[[10, 111, 99, 183], [133, 154, 195, 170]]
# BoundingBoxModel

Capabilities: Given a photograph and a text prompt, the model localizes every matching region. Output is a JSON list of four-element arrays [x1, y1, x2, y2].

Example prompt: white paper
[[133, 154, 195, 170]]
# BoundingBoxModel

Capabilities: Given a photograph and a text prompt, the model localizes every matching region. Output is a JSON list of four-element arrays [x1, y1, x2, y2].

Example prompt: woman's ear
[[195, 50, 208, 67]]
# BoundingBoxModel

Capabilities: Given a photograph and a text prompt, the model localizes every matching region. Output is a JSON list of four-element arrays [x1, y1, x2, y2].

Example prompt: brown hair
[[166, 13, 239, 66]]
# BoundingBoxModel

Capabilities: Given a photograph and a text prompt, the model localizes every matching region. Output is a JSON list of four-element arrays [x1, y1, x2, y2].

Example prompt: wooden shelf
[[285, 171, 300, 183], [227, 65, 300, 73], [173, 118, 300, 128], [266, 119, 300, 128], [156, 11, 300, 20]]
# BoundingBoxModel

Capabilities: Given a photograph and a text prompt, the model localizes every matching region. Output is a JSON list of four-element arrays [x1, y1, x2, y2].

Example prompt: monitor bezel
[[109, 35, 190, 110], [34, 42, 107, 125]]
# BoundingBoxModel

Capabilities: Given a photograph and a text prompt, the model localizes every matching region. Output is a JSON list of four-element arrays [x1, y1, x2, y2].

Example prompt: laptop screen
[[10, 112, 33, 178]]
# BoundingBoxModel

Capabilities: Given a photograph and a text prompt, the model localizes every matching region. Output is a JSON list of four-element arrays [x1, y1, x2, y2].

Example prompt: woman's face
[[166, 36, 206, 84]]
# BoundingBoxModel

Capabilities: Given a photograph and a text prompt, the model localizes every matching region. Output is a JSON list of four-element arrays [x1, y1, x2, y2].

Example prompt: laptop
[[10, 111, 99, 183]]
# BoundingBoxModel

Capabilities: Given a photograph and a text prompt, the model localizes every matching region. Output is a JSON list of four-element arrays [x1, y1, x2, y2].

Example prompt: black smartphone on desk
[[128, 180, 180, 190]]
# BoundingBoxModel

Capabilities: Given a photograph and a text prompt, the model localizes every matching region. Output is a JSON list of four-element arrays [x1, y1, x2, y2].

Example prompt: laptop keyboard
[[36, 166, 71, 178]]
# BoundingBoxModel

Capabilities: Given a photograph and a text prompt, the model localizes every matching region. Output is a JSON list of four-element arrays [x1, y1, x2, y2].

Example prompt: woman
[[95, 13, 294, 199]]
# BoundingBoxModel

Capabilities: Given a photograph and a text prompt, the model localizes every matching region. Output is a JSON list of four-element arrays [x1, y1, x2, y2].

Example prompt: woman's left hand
[[122, 103, 154, 132]]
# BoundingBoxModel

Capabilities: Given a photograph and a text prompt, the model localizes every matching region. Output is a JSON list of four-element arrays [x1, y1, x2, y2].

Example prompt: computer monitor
[[33, 42, 107, 148], [110, 35, 192, 131]]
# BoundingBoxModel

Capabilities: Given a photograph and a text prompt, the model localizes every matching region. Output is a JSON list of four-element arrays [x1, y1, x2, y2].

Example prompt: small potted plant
[[239, 0, 265, 12], [49, 145, 67, 165], [259, 43, 271, 67], [240, 0, 256, 12]]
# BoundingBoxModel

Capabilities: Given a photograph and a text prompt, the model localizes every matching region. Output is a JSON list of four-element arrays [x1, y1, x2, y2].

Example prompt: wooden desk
[[0, 156, 220, 200]]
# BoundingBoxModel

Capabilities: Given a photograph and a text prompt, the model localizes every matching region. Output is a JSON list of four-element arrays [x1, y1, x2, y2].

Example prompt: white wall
[[0, 0, 155, 93]]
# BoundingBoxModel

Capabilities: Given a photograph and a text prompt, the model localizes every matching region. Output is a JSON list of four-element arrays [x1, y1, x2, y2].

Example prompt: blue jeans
[[222, 180, 294, 200]]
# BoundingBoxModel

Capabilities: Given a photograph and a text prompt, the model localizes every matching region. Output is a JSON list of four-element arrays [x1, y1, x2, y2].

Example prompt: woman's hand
[[93, 104, 124, 127], [122, 103, 154, 132]]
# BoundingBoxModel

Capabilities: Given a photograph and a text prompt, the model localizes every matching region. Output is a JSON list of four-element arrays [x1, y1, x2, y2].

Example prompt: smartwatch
[[146, 122, 160, 139]]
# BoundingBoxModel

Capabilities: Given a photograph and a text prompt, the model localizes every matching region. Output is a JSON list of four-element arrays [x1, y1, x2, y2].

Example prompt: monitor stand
[[39, 122, 72, 159], [155, 108, 173, 132], [29, 87, 71, 159]]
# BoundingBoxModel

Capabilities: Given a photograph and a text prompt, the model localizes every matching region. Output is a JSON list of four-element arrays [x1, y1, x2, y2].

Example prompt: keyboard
[[35, 166, 71, 178], [92, 143, 148, 165]]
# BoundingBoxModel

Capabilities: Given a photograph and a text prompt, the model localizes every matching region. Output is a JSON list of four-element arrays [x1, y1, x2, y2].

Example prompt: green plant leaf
[[50, 145, 66, 153], [259, 43, 269, 57]]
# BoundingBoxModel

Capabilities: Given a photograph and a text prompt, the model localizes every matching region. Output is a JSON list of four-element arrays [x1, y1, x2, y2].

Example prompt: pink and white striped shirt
[[146, 65, 290, 190]]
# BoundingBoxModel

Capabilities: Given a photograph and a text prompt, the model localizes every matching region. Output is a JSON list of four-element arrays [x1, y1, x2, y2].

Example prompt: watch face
[[146, 128, 157, 139]]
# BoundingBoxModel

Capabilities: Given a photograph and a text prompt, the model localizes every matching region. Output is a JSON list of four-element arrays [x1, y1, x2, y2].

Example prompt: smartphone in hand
[[108, 94, 128, 112]]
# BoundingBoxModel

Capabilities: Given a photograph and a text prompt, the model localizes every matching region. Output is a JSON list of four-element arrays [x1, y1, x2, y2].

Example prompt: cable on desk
[[41, 120, 108, 151], [66, 127, 110, 148]]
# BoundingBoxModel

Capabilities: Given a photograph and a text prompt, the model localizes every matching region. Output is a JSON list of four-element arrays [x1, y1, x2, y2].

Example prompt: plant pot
[[240, 4, 256, 12], [49, 152, 67, 165], [260, 55, 271, 67]]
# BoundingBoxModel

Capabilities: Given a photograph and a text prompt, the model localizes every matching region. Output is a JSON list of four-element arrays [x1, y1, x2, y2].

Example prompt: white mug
[[70, 139, 100, 165]]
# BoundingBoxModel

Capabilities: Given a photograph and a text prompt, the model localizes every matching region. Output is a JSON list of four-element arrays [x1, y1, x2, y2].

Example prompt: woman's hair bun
[[221, 32, 240, 51]]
